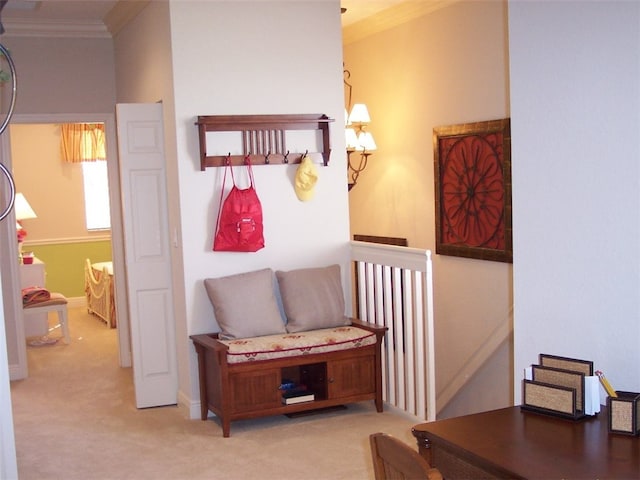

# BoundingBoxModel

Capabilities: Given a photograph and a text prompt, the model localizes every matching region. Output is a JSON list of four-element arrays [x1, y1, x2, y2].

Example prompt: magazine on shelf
[[280, 379, 315, 405], [281, 392, 315, 405]]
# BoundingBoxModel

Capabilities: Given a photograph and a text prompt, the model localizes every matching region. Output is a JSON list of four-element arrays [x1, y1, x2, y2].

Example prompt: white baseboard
[[9, 363, 27, 381], [66, 296, 86, 309], [177, 388, 205, 420]]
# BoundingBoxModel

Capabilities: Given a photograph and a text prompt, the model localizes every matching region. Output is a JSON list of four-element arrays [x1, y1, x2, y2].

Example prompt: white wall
[[0, 36, 115, 114], [509, 1, 640, 403], [116, 1, 349, 415]]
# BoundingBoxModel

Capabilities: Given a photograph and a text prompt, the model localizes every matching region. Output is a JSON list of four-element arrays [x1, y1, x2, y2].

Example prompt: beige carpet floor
[[10, 307, 420, 480]]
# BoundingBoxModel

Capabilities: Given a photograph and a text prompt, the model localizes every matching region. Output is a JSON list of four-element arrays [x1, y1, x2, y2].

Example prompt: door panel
[[328, 355, 375, 398], [116, 103, 177, 408], [230, 369, 281, 412]]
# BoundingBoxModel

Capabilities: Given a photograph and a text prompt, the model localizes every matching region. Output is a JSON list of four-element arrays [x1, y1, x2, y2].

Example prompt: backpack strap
[[229, 158, 237, 186], [244, 155, 255, 187], [214, 157, 231, 233], [226, 155, 253, 188]]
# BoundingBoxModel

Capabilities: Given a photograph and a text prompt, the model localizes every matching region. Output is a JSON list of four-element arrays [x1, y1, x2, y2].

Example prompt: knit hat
[[294, 155, 318, 201]]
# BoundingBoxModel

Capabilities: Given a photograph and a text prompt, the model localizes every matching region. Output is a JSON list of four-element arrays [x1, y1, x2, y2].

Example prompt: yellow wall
[[10, 123, 108, 240], [345, 0, 513, 418], [24, 241, 111, 297]]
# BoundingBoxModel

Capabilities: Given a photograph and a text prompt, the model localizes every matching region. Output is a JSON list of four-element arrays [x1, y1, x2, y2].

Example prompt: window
[[81, 160, 111, 230]]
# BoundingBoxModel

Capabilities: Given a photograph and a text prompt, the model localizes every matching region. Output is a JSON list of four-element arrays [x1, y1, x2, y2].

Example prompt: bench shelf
[[191, 319, 387, 437]]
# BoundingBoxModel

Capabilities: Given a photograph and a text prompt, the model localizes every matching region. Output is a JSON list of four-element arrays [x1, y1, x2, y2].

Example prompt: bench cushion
[[204, 268, 286, 340], [219, 326, 376, 364], [276, 264, 350, 333]]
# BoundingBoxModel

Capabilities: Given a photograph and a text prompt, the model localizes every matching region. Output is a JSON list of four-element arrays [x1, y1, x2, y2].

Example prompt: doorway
[[1, 113, 131, 381]]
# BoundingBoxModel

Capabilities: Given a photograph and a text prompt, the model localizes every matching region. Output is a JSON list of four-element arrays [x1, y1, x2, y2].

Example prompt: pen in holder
[[596, 370, 617, 398]]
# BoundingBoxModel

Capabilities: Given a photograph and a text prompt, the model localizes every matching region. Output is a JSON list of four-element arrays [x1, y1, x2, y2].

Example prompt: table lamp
[[15, 192, 37, 262]]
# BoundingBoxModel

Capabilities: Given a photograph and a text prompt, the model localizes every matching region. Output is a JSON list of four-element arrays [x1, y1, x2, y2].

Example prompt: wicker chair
[[370, 433, 443, 480]]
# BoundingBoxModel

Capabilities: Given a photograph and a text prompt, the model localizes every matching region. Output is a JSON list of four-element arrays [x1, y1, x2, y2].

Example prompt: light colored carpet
[[10, 307, 420, 480]]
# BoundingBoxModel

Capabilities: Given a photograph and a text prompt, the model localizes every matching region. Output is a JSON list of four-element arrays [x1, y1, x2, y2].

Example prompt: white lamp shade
[[14, 193, 37, 221], [348, 103, 371, 124], [357, 131, 377, 152], [345, 128, 359, 150]]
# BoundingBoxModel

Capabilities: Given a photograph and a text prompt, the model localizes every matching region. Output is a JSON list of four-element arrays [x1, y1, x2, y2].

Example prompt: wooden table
[[412, 406, 639, 479]]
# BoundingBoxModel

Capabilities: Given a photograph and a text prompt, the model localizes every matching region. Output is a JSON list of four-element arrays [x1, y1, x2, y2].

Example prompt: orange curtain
[[60, 123, 106, 163]]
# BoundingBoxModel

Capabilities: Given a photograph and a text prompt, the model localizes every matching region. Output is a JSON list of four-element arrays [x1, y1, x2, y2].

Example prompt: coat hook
[[265, 151, 270, 164], [244, 153, 251, 165], [283, 150, 290, 164], [225, 153, 231, 166]]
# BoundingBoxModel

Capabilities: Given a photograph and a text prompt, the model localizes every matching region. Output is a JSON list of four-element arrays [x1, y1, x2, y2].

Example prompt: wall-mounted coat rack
[[196, 113, 334, 171]]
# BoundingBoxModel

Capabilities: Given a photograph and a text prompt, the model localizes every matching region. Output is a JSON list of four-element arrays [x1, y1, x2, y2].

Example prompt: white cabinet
[[19, 258, 48, 337]]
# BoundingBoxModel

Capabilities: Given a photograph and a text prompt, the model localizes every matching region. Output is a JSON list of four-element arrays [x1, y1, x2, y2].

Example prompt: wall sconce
[[344, 67, 376, 191]]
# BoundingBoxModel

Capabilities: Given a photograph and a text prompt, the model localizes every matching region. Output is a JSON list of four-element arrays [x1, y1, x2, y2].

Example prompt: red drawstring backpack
[[213, 158, 265, 252]]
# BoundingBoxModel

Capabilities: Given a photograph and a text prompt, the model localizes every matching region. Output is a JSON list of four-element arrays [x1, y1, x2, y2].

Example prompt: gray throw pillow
[[276, 264, 350, 333], [204, 268, 286, 340]]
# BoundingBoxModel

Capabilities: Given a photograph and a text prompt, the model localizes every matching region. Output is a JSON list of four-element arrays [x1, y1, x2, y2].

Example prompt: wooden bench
[[191, 318, 387, 437]]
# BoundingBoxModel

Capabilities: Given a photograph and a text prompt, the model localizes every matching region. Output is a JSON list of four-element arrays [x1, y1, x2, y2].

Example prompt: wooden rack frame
[[196, 113, 334, 170]]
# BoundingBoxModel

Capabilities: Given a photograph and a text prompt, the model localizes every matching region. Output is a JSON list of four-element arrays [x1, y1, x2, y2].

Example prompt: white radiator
[[350, 241, 435, 421]]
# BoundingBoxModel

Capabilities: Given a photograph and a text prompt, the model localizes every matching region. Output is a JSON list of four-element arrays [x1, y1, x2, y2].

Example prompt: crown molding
[[0, 18, 111, 38], [0, 1, 150, 38], [104, 0, 150, 37], [342, 0, 459, 45]]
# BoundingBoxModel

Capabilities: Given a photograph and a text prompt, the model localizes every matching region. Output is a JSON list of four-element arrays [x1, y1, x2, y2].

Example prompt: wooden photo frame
[[433, 118, 512, 262]]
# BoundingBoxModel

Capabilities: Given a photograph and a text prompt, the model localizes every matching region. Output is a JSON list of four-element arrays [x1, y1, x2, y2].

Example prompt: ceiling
[[0, 0, 406, 36], [341, 0, 407, 26]]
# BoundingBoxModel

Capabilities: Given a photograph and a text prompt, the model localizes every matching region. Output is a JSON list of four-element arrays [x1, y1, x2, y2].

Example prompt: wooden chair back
[[370, 433, 443, 480]]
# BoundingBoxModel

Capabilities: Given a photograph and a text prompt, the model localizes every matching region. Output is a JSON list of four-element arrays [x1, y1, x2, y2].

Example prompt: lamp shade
[[357, 131, 377, 152], [14, 193, 37, 221], [345, 128, 359, 150], [348, 103, 371, 124]]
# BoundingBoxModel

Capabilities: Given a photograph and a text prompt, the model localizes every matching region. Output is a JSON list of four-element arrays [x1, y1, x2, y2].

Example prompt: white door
[[0, 269, 18, 479], [116, 103, 177, 408]]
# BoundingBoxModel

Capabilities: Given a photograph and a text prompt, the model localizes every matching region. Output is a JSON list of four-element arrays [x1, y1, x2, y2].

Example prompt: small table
[[412, 406, 639, 479], [20, 257, 48, 337]]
